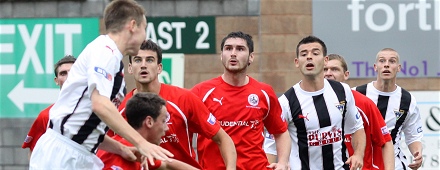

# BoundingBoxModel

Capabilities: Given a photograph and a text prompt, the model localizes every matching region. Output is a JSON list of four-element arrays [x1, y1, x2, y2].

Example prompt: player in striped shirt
[[354, 48, 423, 170], [264, 35, 366, 170], [29, 1, 172, 169], [324, 54, 394, 170]]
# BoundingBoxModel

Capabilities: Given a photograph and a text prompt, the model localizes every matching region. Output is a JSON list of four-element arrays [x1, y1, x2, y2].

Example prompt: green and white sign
[[0, 18, 99, 118], [147, 16, 216, 54], [159, 54, 185, 87]]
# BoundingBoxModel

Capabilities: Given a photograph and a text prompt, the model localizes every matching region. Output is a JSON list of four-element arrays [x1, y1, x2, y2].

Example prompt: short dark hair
[[296, 35, 327, 58], [327, 54, 348, 72], [54, 55, 76, 77], [129, 39, 163, 64], [104, 0, 145, 33], [220, 31, 254, 54], [125, 92, 166, 129]]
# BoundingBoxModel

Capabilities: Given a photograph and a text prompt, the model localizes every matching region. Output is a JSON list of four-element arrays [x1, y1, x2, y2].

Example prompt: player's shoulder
[[191, 76, 222, 92], [162, 83, 194, 97], [248, 76, 275, 91]]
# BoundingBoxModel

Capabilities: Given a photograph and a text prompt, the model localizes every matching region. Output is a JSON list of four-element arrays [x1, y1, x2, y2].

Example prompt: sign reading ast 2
[[147, 16, 216, 54], [0, 18, 99, 118]]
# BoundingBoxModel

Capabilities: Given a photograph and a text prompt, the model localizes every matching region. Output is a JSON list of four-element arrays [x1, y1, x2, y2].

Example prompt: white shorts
[[29, 128, 104, 170]]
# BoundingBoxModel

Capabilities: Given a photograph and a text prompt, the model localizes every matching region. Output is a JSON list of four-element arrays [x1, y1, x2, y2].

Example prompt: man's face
[[149, 106, 169, 145], [54, 63, 73, 89], [374, 50, 401, 81], [295, 42, 327, 78], [128, 50, 162, 85], [126, 17, 147, 56], [324, 59, 348, 82], [221, 38, 254, 73]]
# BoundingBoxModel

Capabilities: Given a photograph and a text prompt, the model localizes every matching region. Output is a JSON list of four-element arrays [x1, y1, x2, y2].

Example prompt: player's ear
[[145, 116, 154, 128]]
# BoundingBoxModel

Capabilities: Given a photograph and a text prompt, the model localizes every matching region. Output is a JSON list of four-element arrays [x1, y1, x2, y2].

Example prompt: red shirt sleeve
[[22, 105, 52, 150], [365, 97, 392, 147], [261, 85, 288, 134], [186, 91, 221, 139]]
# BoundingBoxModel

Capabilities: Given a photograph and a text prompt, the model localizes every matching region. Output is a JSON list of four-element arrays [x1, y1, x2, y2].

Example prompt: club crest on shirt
[[94, 67, 112, 81], [394, 109, 405, 120], [248, 94, 259, 106], [335, 101, 345, 114]]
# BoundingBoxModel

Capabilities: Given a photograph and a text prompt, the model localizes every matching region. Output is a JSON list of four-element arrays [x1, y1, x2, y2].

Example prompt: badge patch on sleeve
[[94, 67, 112, 81], [381, 126, 389, 135], [207, 113, 216, 125]]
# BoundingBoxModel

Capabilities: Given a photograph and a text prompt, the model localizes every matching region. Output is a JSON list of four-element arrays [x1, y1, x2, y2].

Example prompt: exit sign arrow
[[7, 80, 59, 111]]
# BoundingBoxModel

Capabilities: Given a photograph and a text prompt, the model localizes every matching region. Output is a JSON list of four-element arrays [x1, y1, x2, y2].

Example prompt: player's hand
[[140, 155, 149, 170], [408, 151, 422, 170], [266, 162, 289, 170], [346, 154, 363, 170], [136, 140, 173, 166], [120, 146, 137, 162]]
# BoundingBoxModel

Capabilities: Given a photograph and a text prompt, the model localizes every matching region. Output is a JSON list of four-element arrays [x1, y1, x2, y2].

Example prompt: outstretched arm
[[211, 128, 237, 170]]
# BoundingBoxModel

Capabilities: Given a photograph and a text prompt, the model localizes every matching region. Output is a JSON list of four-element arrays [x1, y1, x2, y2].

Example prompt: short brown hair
[[104, 0, 146, 33], [327, 54, 348, 72], [54, 55, 76, 77]]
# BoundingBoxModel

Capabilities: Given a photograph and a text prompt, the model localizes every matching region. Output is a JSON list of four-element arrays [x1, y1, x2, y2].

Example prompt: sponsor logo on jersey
[[344, 134, 352, 143], [355, 112, 360, 120], [24, 135, 33, 143], [207, 113, 216, 125], [111, 93, 124, 108], [394, 109, 405, 120], [381, 126, 390, 135], [248, 94, 259, 106], [213, 97, 223, 105], [219, 120, 260, 129], [307, 126, 342, 146], [111, 165, 123, 170], [161, 133, 179, 143], [94, 67, 112, 81], [298, 113, 310, 121], [335, 101, 345, 114], [417, 126, 423, 133]]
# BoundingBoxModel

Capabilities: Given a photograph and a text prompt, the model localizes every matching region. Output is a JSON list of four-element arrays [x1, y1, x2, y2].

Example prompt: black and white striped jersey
[[265, 79, 363, 170], [49, 35, 125, 153], [354, 81, 423, 170]]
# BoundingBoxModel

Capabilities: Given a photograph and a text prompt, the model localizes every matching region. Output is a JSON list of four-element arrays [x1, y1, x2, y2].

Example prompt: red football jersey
[[116, 84, 221, 169], [97, 135, 161, 170], [345, 90, 392, 170], [191, 76, 287, 170], [22, 104, 53, 151]]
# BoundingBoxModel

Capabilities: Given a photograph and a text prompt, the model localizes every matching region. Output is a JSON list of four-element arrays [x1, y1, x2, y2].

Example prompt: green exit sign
[[0, 18, 99, 118]]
